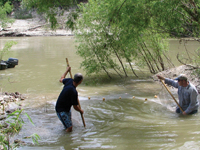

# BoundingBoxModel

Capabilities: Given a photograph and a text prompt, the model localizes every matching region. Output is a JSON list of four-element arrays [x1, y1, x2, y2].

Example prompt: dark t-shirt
[[55, 78, 78, 112]]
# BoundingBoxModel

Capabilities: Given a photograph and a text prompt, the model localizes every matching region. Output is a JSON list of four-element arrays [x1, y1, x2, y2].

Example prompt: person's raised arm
[[59, 67, 71, 83]]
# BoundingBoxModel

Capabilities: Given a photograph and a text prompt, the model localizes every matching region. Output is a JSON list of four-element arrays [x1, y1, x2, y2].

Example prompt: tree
[[0, 2, 14, 28], [24, 0, 200, 78], [74, 0, 200, 78], [0, 109, 40, 150], [149, 0, 200, 77], [74, 0, 173, 78], [148, 0, 200, 37], [23, 0, 81, 29], [1, 0, 22, 6], [0, 41, 17, 61]]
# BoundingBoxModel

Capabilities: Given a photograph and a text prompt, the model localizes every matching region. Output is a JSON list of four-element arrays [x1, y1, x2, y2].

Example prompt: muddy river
[[0, 37, 200, 150]]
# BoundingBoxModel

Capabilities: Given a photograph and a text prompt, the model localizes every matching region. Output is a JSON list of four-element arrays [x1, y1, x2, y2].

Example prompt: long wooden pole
[[65, 58, 73, 78], [66, 58, 86, 127], [160, 79, 184, 113]]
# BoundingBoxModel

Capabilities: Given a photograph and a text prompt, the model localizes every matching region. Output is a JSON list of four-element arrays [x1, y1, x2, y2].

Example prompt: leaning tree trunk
[[110, 44, 128, 77], [89, 41, 112, 79]]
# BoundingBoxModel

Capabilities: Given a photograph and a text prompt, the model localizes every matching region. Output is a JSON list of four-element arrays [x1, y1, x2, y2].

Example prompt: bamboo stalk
[[65, 58, 86, 127]]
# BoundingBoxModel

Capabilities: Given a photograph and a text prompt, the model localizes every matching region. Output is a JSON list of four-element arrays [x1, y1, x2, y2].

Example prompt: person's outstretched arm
[[157, 75, 178, 88], [157, 75, 165, 80]]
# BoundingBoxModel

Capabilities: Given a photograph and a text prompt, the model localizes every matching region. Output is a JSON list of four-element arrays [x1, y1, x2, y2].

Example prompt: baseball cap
[[174, 74, 188, 81]]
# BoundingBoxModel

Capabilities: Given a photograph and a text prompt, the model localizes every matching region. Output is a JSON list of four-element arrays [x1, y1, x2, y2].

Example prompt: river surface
[[1, 37, 200, 150]]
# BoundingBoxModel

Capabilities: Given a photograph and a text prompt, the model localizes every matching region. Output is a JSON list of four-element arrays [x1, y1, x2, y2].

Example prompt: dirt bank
[[153, 65, 200, 93], [0, 14, 73, 37]]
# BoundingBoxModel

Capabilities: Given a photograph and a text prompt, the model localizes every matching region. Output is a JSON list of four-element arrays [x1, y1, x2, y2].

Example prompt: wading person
[[55, 67, 84, 132], [157, 74, 199, 115]]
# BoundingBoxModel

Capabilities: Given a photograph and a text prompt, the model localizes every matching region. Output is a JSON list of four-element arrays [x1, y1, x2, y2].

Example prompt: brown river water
[[0, 37, 200, 150]]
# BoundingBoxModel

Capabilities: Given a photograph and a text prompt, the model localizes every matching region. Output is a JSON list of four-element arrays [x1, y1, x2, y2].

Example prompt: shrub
[[14, 7, 32, 19]]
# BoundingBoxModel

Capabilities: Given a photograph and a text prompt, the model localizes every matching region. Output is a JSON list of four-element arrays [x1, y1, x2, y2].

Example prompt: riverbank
[[0, 92, 26, 119], [0, 13, 73, 37], [0, 92, 28, 149], [153, 65, 200, 93]]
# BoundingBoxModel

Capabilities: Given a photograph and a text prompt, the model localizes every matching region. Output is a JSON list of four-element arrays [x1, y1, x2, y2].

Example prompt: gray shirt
[[165, 78, 199, 114]]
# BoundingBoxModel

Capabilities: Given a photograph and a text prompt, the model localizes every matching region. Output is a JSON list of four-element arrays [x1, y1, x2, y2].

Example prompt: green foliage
[[150, 0, 200, 37], [47, 11, 58, 29], [1, 0, 22, 6], [23, 0, 76, 11], [74, 0, 172, 77], [0, 110, 24, 149], [66, 11, 79, 31], [0, 41, 18, 61], [30, 133, 40, 145], [74, 0, 200, 77], [5, 110, 24, 134], [24, 0, 200, 77], [23, 0, 79, 29], [14, 7, 32, 19], [0, 2, 14, 28], [0, 109, 40, 149]]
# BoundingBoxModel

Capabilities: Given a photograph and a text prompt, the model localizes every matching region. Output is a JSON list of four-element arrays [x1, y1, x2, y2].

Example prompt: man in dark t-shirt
[[55, 67, 84, 132]]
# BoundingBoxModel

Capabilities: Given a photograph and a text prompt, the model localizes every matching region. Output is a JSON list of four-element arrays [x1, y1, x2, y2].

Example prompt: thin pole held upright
[[66, 58, 86, 127]]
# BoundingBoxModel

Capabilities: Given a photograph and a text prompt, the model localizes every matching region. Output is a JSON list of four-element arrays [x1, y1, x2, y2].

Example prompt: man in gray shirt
[[157, 74, 199, 115]]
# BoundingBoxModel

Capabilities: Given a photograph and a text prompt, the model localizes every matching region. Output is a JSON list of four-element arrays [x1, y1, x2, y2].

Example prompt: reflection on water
[[0, 37, 200, 149]]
